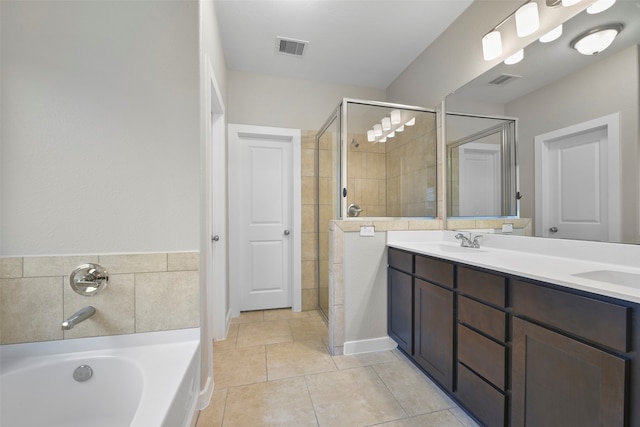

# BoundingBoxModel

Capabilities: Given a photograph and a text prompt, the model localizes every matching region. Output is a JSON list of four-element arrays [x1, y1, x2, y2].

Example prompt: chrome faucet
[[62, 306, 96, 330], [455, 233, 482, 248]]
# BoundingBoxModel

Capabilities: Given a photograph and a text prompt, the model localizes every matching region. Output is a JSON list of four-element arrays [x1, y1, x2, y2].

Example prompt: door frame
[[228, 123, 301, 316], [534, 113, 620, 241]]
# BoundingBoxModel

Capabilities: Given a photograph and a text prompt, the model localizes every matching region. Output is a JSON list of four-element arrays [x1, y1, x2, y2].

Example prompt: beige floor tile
[[263, 308, 311, 321], [267, 339, 336, 381], [236, 319, 293, 348], [230, 310, 264, 324], [222, 377, 318, 427], [213, 346, 266, 389], [373, 361, 456, 416], [372, 410, 465, 427], [449, 407, 481, 427], [289, 317, 328, 341], [213, 323, 239, 351], [332, 349, 399, 370], [306, 367, 407, 427], [197, 388, 227, 427]]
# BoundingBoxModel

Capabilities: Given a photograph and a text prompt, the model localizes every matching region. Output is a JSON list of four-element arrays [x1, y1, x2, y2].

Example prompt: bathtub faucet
[[62, 306, 96, 330]]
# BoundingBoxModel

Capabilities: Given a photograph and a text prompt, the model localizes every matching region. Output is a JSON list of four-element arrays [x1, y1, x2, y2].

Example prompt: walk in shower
[[315, 99, 438, 319]]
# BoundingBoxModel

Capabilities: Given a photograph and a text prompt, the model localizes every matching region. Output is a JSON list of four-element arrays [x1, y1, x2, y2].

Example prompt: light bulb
[[482, 30, 502, 61], [515, 2, 540, 38], [539, 25, 563, 43]]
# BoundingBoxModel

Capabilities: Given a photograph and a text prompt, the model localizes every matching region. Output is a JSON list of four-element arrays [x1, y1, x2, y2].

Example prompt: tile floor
[[196, 309, 480, 427]]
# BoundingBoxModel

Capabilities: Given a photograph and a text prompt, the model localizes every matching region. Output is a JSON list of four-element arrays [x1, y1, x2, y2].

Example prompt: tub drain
[[73, 365, 93, 382]]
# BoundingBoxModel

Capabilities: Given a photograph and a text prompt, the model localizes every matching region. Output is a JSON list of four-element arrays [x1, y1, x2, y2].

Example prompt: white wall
[[228, 70, 386, 131], [506, 45, 639, 243], [1, 0, 200, 256]]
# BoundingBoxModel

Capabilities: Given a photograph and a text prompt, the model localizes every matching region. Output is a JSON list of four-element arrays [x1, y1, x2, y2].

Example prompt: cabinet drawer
[[511, 280, 629, 352], [458, 296, 506, 342], [388, 247, 413, 274], [458, 266, 506, 307], [457, 363, 506, 427], [458, 324, 506, 390], [415, 255, 454, 289]]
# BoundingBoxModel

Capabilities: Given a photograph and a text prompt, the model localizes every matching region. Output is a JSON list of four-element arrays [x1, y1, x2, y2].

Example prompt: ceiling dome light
[[504, 49, 524, 65], [515, 2, 540, 38], [587, 0, 616, 14], [562, 0, 583, 6], [539, 25, 563, 43], [482, 30, 502, 61], [570, 23, 623, 55]]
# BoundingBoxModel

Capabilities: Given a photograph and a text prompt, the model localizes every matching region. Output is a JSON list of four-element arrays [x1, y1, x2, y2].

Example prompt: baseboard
[[343, 336, 397, 355], [199, 376, 213, 410]]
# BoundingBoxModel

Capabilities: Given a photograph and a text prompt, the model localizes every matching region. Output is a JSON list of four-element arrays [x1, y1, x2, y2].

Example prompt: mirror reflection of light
[[539, 25, 563, 43], [504, 49, 524, 65], [587, 0, 616, 14]]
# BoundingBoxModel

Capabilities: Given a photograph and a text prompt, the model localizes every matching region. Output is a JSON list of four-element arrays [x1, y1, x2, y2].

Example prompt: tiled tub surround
[[0, 252, 199, 344]]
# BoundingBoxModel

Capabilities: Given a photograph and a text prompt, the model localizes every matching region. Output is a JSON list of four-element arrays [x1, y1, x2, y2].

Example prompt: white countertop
[[387, 231, 640, 304]]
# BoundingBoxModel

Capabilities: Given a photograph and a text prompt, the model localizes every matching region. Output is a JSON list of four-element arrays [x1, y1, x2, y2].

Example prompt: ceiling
[[214, 0, 474, 89]]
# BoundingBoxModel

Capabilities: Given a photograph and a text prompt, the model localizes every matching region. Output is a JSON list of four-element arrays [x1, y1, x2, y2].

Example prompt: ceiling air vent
[[276, 37, 308, 57], [488, 74, 521, 86]]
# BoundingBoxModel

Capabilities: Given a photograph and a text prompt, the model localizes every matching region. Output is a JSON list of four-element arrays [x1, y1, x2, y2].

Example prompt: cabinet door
[[388, 268, 413, 354], [414, 278, 453, 391], [512, 317, 627, 427]]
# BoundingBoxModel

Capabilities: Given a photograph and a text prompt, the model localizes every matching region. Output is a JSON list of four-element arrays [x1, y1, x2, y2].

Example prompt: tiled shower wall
[[301, 129, 320, 311], [0, 252, 199, 344]]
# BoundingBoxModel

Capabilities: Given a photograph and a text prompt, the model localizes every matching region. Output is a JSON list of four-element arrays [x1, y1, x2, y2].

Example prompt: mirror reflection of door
[[535, 114, 620, 242], [459, 143, 501, 216]]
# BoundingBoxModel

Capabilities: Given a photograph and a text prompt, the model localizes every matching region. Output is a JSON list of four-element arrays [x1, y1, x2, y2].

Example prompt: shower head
[[351, 138, 359, 148]]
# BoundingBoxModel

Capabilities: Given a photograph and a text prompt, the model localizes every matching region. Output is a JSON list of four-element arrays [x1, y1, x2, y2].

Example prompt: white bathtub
[[0, 328, 200, 427]]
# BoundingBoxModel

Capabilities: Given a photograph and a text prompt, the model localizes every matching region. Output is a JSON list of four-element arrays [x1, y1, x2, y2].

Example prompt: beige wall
[[0, 253, 199, 345]]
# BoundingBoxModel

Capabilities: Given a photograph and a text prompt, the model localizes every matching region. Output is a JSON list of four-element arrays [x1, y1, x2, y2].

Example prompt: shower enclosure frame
[[315, 98, 438, 320]]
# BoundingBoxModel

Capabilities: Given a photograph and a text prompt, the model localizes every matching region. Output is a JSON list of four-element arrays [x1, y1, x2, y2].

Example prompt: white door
[[459, 143, 501, 216], [229, 124, 301, 313], [535, 114, 620, 241]]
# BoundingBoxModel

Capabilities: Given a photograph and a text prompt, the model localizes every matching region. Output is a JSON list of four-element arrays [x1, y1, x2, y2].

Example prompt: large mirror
[[446, 0, 640, 243]]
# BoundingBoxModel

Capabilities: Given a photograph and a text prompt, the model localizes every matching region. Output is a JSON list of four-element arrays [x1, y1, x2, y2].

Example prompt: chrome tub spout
[[62, 306, 96, 330]]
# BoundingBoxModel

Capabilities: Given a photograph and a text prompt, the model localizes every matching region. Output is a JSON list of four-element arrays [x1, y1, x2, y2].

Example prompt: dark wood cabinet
[[414, 278, 453, 391], [388, 267, 413, 354], [387, 246, 637, 427], [512, 317, 627, 427]]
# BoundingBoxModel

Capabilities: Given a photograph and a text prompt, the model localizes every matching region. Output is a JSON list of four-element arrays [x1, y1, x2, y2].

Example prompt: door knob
[[284, 230, 290, 236], [212, 235, 220, 242], [549, 227, 558, 233]]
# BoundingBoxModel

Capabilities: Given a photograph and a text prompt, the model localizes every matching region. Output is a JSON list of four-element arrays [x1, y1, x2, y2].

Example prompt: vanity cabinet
[[387, 246, 639, 427], [387, 248, 414, 354], [413, 254, 454, 391]]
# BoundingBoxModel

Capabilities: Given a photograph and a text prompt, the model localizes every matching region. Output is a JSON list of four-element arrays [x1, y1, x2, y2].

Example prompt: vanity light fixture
[[405, 117, 416, 126], [373, 124, 383, 137], [504, 49, 524, 65], [515, 2, 540, 37], [482, 30, 503, 60], [561, 0, 583, 6], [379, 137, 387, 143], [570, 23, 623, 55], [367, 130, 376, 142], [390, 110, 402, 125], [587, 0, 616, 14], [388, 131, 395, 138], [381, 117, 392, 131], [396, 125, 404, 132], [539, 24, 563, 43]]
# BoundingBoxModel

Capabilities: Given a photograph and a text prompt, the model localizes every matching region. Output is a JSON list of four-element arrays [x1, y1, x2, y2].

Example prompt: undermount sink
[[572, 270, 640, 288]]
